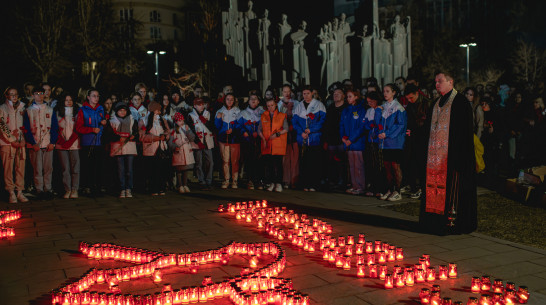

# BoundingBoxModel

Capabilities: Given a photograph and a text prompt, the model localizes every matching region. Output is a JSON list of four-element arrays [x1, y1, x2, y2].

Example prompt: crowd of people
[[0, 76, 544, 204]]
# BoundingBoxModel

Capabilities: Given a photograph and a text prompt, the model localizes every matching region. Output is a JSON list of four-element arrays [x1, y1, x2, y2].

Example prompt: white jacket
[[56, 108, 80, 150], [0, 101, 25, 146], [170, 125, 195, 166], [188, 109, 214, 149], [109, 114, 138, 156]]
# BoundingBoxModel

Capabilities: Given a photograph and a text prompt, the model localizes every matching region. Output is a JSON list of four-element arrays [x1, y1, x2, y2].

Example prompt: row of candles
[[52, 240, 313, 305], [220, 199, 534, 305], [468, 275, 529, 304], [419, 279, 530, 305], [219, 201, 459, 286], [0, 209, 20, 238]]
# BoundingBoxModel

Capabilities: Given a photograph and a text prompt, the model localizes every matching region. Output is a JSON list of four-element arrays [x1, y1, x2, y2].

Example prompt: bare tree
[[512, 40, 546, 84], [21, 0, 69, 82], [76, 0, 116, 87], [471, 66, 505, 86]]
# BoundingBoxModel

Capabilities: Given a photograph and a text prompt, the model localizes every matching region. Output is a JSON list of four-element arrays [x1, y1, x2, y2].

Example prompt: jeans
[[116, 155, 134, 190], [194, 149, 213, 185], [57, 150, 80, 191], [29, 148, 53, 192]]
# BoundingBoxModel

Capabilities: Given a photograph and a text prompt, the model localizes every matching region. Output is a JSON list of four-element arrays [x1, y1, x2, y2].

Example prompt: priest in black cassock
[[419, 72, 477, 235]]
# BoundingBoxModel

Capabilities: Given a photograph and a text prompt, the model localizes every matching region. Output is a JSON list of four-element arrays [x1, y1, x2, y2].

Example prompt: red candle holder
[[343, 256, 351, 270], [355, 243, 364, 255], [426, 267, 436, 282], [405, 269, 415, 286], [369, 264, 378, 278], [517, 286, 529, 304], [479, 294, 491, 305], [420, 288, 431, 304], [377, 251, 387, 264], [357, 264, 365, 278], [358, 233, 365, 244], [384, 273, 394, 289], [366, 253, 375, 266], [481, 276, 492, 291], [379, 264, 388, 280], [395, 247, 404, 260], [347, 235, 354, 245], [365, 241, 374, 253], [471, 277, 482, 293], [395, 272, 405, 288], [416, 268, 426, 283], [504, 289, 516, 305], [374, 240, 382, 253], [438, 265, 448, 280], [448, 263, 458, 279], [442, 297, 452, 305], [430, 290, 441, 305]]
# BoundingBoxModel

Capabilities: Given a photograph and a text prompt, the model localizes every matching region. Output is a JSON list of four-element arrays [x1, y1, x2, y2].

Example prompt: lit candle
[[430, 290, 441, 305], [377, 251, 387, 264], [153, 270, 162, 283], [405, 269, 415, 286], [367, 253, 375, 266], [357, 264, 365, 278], [481, 276, 491, 291], [442, 297, 452, 305], [426, 267, 436, 282], [379, 264, 388, 280], [355, 243, 364, 255], [250, 255, 258, 268], [374, 240, 382, 253], [471, 277, 482, 293], [438, 265, 448, 280], [416, 268, 426, 283], [369, 264, 378, 278], [395, 272, 405, 288], [517, 286, 529, 304], [365, 241, 374, 253], [358, 233, 365, 244], [384, 273, 394, 289], [420, 288, 431, 304], [479, 294, 491, 305], [395, 247, 404, 260], [343, 256, 351, 270], [448, 263, 458, 278], [504, 289, 516, 305], [493, 279, 503, 293]]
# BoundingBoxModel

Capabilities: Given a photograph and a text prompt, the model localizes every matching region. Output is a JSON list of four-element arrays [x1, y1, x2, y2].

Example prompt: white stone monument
[[291, 21, 310, 86], [259, 9, 271, 90], [359, 24, 373, 82]]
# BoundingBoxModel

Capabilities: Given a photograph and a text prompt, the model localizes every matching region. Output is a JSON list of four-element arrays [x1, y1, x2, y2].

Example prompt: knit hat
[[148, 101, 162, 113], [173, 112, 184, 122], [114, 102, 128, 113]]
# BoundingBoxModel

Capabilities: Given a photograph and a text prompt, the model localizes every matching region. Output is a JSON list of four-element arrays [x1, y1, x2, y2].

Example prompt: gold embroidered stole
[[425, 89, 457, 214]]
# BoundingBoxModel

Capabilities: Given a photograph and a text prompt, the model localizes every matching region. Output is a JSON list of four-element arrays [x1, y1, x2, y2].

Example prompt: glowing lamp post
[[147, 50, 166, 89], [459, 42, 477, 85]]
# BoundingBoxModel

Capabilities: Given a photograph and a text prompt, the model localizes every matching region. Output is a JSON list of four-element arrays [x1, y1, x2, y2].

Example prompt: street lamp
[[147, 50, 166, 89], [459, 42, 477, 85]]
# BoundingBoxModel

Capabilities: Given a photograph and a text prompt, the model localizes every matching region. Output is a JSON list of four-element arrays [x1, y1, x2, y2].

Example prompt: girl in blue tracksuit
[[292, 86, 326, 191], [237, 92, 264, 189], [340, 89, 367, 195], [215, 93, 242, 189], [362, 91, 386, 197], [377, 84, 407, 201]]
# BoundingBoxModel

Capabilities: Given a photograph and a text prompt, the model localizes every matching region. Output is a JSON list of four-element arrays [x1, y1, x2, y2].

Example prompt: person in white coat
[[54, 93, 80, 199], [0, 87, 28, 203], [169, 112, 196, 193], [109, 102, 139, 198]]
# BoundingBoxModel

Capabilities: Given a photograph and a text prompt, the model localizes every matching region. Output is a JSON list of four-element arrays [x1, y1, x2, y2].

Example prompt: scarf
[[117, 115, 132, 134]]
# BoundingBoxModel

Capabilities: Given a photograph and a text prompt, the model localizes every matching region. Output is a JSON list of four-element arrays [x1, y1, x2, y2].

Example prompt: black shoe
[[45, 191, 55, 200]]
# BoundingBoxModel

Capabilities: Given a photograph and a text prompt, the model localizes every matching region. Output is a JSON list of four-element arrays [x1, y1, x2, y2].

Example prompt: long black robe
[[419, 90, 478, 235]]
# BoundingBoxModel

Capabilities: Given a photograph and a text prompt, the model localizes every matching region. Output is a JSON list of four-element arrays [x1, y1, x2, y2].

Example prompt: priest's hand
[[378, 133, 386, 139]]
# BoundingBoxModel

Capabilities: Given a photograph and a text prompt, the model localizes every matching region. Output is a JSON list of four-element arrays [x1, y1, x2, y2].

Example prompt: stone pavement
[[0, 186, 545, 305]]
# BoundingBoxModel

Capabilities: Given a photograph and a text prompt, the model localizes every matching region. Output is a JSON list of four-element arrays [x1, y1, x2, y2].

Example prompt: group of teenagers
[[1, 79, 423, 203]]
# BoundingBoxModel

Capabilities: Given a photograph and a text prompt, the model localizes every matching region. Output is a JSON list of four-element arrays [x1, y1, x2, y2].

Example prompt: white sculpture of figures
[[338, 13, 353, 81], [374, 26, 393, 85], [278, 14, 291, 84], [359, 24, 373, 82], [235, 12, 245, 69], [244, 0, 257, 81], [391, 15, 408, 78], [291, 21, 310, 86], [259, 9, 271, 90], [405, 16, 412, 69]]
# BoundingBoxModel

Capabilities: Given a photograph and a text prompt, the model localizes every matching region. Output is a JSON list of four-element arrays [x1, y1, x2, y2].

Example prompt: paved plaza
[[1, 187, 545, 304]]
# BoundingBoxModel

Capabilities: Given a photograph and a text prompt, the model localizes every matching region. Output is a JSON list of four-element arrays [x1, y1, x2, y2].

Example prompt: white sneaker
[[69, 190, 79, 199], [178, 186, 186, 194], [221, 181, 229, 189], [119, 190, 126, 198], [379, 191, 392, 200], [183, 186, 190, 193], [308, 188, 316, 192], [266, 184, 275, 192], [275, 183, 283, 192], [346, 188, 355, 194], [125, 189, 132, 198], [17, 191, 29, 203], [231, 181, 238, 189], [410, 189, 422, 199], [400, 185, 411, 194], [8, 191, 17, 203], [63, 191, 71, 199], [388, 191, 402, 201]]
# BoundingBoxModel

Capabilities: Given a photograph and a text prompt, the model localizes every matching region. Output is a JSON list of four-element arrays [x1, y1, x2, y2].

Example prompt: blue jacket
[[214, 106, 242, 144], [237, 106, 264, 142], [292, 99, 326, 146], [379, 99, 407, 150], [339, 104, 367, 151], [364, 107, 383, 144], [75, 102, 106, 146]]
